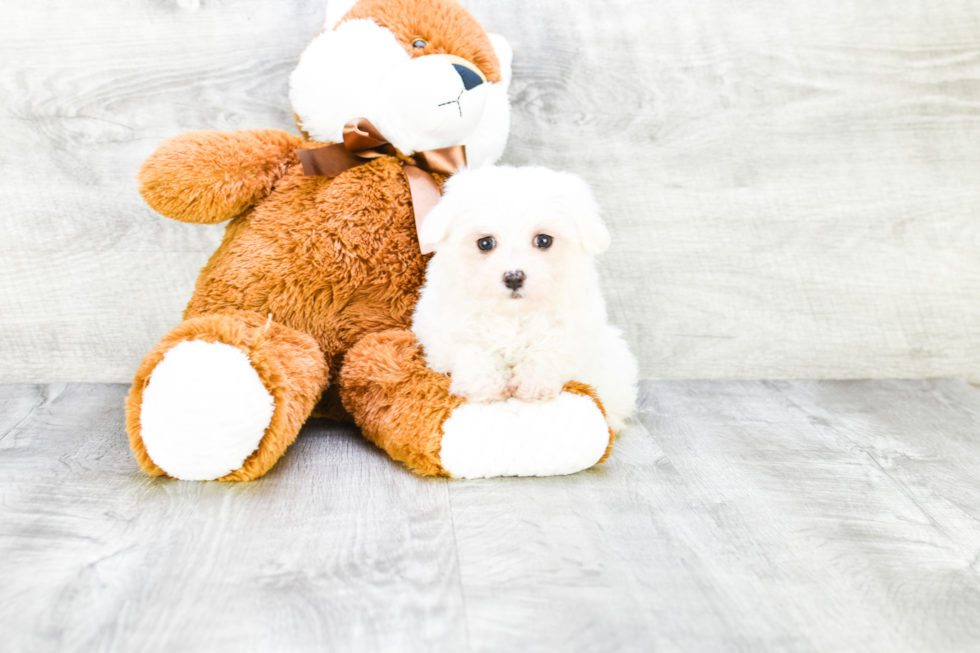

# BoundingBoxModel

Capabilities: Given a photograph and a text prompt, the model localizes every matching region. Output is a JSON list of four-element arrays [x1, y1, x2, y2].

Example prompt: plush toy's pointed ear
[[325, 0, 358, 29], [487, 33, 513, 88], [558, 172, 610, 255]]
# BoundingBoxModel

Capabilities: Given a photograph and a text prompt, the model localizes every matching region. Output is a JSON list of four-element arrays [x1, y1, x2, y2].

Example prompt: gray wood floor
[[2, 381, 980, 652]]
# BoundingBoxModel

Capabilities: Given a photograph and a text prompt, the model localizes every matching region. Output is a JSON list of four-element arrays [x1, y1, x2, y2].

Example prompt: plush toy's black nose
[[453, 64, 484, 91], [503, 270, 525, 291]]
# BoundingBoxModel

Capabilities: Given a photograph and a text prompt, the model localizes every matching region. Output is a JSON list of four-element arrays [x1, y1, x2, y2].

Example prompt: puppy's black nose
[[503, 270, 525, 291], [453, 64, 484, 91]]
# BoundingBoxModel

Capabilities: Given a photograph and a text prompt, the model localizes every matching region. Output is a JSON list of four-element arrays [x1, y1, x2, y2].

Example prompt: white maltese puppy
[[412, 165, 638, 433]]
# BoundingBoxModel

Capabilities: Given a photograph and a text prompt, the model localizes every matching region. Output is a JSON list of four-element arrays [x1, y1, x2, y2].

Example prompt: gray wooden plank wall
[[3, 379, 980, 651], [2, 0, 980, 383]]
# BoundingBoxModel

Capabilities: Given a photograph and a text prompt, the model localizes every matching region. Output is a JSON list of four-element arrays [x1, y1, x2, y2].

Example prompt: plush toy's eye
[[534, 234, 554, 250], [477, 236, 496, 252], [412, 38, 427, 48]]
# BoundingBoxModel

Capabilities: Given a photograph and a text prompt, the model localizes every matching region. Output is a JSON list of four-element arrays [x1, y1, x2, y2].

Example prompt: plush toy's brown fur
[[341, 330, 615, 476], [137, 127, 438, 413], [340, 0, 502, 84], [340, 329, 463, 476], [131, 128, 434, 478], [128, 310, 328, 481], [138, 129, 302, 225], [127, 0, 614, 480]]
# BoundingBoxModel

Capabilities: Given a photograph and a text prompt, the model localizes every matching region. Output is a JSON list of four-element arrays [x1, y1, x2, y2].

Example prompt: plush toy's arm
[[138, 129, 303, 224]]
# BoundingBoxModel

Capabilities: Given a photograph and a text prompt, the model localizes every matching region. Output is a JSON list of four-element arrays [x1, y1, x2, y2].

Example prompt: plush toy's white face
[[290, 0, 512, 168]]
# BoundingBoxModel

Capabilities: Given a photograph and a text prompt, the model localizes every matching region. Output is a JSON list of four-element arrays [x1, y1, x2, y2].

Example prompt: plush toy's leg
[[126, 311, 328, 481], [339, 330, 615, 479]]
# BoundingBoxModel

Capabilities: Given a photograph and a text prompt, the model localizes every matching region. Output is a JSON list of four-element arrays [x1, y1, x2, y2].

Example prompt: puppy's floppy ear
[[418, 169, 475, 253], [417, 192, 456, 254], [558, 172, 610, 254]]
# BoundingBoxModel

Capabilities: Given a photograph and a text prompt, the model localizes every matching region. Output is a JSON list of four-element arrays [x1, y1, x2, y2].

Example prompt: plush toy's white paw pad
[[140, 340, 276, 481], [439, 392, 610, 479]]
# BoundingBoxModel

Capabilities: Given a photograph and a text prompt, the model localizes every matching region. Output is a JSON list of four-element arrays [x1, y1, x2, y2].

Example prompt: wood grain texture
[[0, 384, 467, 653], [3, 380, 980, 651], [2, 0, 980, 382]]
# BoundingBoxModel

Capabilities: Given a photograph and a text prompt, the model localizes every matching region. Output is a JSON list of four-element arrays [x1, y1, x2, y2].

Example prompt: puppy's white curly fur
[[412, 166, 639, 433]]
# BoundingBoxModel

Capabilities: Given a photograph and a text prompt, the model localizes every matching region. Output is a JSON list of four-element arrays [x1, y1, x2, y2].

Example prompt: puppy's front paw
[[508, 371, 562, 403], [450, 373, 511, 403]]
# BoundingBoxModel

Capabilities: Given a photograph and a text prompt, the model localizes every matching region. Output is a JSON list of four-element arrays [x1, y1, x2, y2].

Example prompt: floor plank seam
[[766, 380, 951, 534], [0, 384, 57, 444], [444, 479, 473, 653]]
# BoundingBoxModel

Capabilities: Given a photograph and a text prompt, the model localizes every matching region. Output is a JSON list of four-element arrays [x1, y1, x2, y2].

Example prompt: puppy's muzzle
[[503, 270, 526, 291]]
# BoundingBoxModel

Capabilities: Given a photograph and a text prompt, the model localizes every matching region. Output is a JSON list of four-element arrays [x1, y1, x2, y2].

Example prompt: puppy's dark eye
[[477, 236, 496, 252], [412, 38, 427, 48], [534, 234, 553, 250]]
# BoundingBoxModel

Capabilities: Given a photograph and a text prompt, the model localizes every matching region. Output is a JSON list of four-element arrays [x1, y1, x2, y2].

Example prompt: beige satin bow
[[295, 118, 466, 254]]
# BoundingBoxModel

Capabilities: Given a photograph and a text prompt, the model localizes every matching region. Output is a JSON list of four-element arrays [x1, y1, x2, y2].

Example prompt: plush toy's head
[[290, 0, 512, 168]]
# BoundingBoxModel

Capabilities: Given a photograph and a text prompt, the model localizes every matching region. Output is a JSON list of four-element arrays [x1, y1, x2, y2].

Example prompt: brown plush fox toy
[[127, 0, 616, 481]]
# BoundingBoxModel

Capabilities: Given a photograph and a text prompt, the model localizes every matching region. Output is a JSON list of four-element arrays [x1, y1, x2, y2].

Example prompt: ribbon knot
[[295, 118, 466, 254]]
